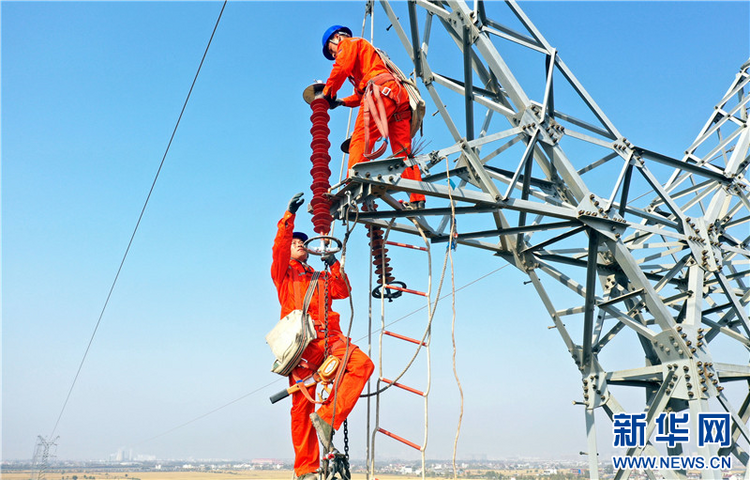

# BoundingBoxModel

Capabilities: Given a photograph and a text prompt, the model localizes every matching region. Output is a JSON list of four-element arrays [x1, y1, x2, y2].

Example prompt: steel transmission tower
[[30, 435, 59, 480], [328, 1, 750, 477]]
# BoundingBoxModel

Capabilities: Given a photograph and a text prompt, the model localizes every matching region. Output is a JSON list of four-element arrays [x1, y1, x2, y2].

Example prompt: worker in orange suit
[[321, 25, 426, 209], [271, 192, 374, 480]]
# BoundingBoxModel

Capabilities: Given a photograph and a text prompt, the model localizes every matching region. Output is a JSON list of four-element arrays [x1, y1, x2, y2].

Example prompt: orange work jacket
[[323, 37, 392, 108], [271, 211, 350, 336]]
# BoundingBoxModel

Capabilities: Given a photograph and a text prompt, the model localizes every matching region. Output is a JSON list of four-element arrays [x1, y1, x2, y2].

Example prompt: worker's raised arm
[[323, 38, 357, 100], [271, 193, 305, 289], [271, 211, 294, 289]]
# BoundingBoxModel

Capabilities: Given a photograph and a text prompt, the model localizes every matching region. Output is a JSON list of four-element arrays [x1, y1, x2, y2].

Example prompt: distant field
[[0, 471, 418, 480]]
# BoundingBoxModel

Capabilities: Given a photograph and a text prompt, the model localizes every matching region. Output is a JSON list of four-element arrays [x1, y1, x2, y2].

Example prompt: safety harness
[[362, 72, 410, 160], [290, 264, 347, 405]]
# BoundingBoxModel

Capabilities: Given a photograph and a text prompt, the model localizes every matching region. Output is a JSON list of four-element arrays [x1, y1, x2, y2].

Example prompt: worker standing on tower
[[271, 192, 374, 480], [321, 25, 426, 209]]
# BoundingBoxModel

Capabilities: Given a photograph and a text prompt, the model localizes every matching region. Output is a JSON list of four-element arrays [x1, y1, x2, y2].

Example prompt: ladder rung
[[384, 284, 427, 297], [385, 240, 428, 252], [381, 377, 425, 396], [383, 330, 427, 346], [377, 428, 422, 451]]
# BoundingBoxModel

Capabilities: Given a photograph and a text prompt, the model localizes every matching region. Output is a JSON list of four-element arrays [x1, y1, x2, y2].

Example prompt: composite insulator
[[368, 225, 396, 285], [363, 203, 402, 301], [309, 97, 333, 235]]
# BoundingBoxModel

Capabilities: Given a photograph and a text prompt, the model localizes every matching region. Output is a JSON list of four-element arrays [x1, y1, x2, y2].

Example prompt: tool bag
[[375, 48, 425, 138], [266, 271, 321, 376]]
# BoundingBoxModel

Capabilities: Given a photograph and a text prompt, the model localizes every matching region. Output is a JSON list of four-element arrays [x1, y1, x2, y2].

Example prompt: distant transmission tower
[[30, 435, 59, 480]]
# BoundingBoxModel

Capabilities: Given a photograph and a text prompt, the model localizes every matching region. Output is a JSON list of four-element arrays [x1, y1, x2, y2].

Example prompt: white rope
[[326, 194, 359, 457], [412, 222, 433, 480], [364, 209, 454, 480], [446, 162, 463, 480], [335, 3, 453, 476], [335, 5, 371, 186], [361, 8, 374, 479]]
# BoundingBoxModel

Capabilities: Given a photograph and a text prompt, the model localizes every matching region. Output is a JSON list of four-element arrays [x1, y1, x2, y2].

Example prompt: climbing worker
[[271, 192, 374, 480], [321, 25, 426, 209]]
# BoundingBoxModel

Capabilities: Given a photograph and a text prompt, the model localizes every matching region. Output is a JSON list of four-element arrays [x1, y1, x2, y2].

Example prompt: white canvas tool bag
[[266, 271, 320, 376]]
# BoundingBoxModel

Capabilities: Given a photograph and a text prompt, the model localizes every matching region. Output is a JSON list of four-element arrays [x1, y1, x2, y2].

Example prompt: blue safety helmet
[[293, 231, 309, 242], [322, 25, 352, 60]]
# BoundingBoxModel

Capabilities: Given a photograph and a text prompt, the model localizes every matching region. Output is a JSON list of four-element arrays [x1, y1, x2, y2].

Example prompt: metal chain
[[324, 274, 330, 357], [323, 268, 334, 440], [343, 419, 349, 458]]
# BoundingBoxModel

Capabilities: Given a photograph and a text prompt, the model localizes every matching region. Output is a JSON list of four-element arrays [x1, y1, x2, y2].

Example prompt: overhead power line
[[133, 263, 510, 446], [49, 0, 229, 440]]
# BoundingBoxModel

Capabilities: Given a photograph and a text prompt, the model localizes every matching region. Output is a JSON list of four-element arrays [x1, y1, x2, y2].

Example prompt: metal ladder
[[369, 236, 432, 480]]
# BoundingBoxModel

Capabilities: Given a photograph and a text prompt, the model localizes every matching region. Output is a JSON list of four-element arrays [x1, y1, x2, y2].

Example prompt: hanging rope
[[355, 10, 376, 476], [367, 212, 457, 480], [446, 163, 463, 480], [323, 193, 359, 459], [413, 222, 433, 480], [336, 3, 373, 186], [362, 219, 440, 400], [132, 261, 510, 450]]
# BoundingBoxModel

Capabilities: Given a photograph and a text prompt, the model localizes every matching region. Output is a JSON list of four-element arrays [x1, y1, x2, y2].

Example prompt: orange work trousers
[[347, 80, 425, 203], [289, 336, 374, 476]]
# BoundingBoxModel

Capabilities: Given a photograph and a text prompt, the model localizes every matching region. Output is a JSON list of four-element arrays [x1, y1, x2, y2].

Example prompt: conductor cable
[[48, 1, 228, 440], [133, 263, 508, 446]]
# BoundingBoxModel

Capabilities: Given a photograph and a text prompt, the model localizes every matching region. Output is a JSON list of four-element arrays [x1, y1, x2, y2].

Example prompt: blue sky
[[3, 0, 749, 464]]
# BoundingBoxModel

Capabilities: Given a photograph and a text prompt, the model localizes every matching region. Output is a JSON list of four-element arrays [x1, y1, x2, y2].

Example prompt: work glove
[[324, 94, 344, 110], [321, 254, 337, 268], [287, 192, 304, 214]]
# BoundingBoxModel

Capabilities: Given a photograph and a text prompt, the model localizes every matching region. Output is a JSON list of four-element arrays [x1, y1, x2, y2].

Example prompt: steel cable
[[130, 262, 509, 449], [48, 1, 228, 440]]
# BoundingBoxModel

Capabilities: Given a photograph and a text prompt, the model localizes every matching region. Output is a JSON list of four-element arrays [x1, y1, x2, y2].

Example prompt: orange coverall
[[271, 211, 374, 477], [323, 37, 425, 203]]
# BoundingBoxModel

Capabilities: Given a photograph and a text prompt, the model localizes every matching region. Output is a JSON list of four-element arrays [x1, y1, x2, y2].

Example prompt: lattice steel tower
[[30, 435, 59, 480], [327, 1, 750, 478]]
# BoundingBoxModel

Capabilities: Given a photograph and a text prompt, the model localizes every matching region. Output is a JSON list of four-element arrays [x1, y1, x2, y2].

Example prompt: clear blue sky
[[3, 0, 748, 463]]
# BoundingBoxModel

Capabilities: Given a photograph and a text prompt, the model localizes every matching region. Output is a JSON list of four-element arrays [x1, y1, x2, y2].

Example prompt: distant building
[[250, 458, 283, 469]]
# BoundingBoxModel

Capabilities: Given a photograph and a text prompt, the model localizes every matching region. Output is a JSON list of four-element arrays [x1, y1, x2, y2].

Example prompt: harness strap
[[293, 269, 302, 310], [391, 109, 410, 123], [289, 267, 351, 405], [291, 359, 324, 404], [285, 269, 321, 379], [363, 72, 402, 160], [301, 271, 320, 315], [298, 380, 320, 404], [291, 336, 349, 405]]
